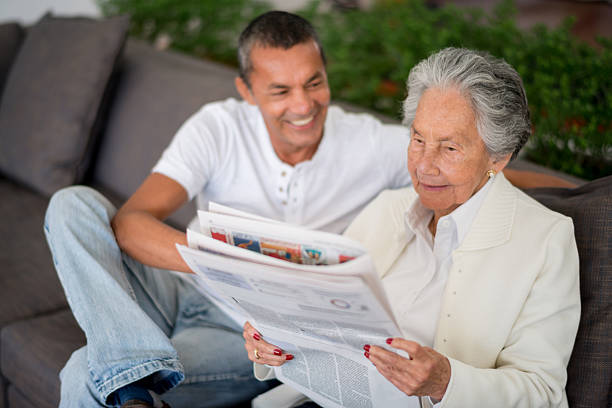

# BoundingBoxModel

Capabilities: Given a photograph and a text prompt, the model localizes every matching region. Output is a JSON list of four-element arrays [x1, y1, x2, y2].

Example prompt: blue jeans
[[44, 186, 271, 407]]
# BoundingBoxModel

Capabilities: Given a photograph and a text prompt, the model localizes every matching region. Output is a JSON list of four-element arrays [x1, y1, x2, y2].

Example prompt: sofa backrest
[[527, 175, 612, 408], [91, 39, 240, 227], [0, 22, 25, 98]]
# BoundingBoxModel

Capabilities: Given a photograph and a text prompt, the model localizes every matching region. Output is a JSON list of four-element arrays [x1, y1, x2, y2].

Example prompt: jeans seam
[[123, 258, 175, 330], [97, 358, 184, 400]]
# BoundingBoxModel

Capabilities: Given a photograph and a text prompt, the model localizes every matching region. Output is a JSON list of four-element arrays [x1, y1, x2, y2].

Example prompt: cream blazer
[[344, 174, 581, 408]]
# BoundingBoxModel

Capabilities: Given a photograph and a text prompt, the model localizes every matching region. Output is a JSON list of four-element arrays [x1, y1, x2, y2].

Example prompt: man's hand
[[243, 321, 294, 365], [366, 338, 451, 401]]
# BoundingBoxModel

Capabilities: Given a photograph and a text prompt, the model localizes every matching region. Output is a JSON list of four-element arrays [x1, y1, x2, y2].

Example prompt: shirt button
[[453, 291, 457, 295], [279, 187, 284, 192], [282, 200, 287, 205], [447, 314, 451, 318], [281, 171, 287, 177], [443, 338, 447, 343]]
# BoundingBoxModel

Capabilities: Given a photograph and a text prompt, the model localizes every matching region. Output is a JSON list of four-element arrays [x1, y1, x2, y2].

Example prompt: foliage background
[[100, 0, 612, 180]]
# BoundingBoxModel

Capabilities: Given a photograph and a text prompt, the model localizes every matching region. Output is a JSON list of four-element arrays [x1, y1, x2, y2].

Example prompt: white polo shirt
[[152, 98, 411, 233]]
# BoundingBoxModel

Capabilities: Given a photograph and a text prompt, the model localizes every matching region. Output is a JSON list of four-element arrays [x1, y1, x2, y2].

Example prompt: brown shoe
[[120, 400, 171, 408], [120, 400, 153, 408]]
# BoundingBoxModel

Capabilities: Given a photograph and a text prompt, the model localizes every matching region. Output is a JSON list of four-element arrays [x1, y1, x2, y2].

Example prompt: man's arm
[[111, 172, 192, 273], [502, 168, 577, 189]]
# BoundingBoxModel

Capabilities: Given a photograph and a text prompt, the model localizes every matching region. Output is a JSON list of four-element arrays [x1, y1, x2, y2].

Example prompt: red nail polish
[[363, 345, 370, 351], [285, 354, 294, 361], [364, 351, 370, 359], [274, 349, 282, 356], [386, 338, 393, 345], [253, 333, 261, 341]]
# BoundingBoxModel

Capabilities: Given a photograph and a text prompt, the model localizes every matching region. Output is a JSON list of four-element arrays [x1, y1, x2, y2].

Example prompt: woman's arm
[[439, 219, 580, 407]]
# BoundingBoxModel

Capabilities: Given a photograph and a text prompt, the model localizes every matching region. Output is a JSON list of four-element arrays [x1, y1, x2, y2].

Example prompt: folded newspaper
[[176, 203, 419, 408]]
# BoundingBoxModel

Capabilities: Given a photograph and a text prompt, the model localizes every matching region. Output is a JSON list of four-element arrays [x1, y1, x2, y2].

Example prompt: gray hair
[[402, 47, 531, 160], [237, 11, 326, 88]]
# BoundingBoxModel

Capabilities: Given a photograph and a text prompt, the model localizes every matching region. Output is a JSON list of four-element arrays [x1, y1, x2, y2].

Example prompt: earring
[[487, 169, 496, 178]]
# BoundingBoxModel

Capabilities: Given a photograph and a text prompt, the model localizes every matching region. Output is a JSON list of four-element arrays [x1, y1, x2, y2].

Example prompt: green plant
[[99, 0, 270, 65], [305, 0, 611, 179], [100, 0, 611, 179]]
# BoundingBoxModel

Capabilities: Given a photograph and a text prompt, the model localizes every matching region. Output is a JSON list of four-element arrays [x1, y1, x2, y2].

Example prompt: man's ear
[[235, 76, 256, 105]]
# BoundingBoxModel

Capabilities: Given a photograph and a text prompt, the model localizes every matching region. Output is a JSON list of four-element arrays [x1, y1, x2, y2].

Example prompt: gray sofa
[[0, 15, 609, 408]]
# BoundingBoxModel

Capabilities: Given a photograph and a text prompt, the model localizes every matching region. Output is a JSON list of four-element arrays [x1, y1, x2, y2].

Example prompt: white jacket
[[343, 173, 581, 407]]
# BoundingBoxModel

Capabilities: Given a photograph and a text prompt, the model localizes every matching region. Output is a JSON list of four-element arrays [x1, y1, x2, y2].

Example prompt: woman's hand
[[243, 321, 294, 365], [365, 338, 451, 401]]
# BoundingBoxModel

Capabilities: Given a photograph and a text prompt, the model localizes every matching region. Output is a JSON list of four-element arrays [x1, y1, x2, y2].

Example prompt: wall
[[0, 0, 101, 24]]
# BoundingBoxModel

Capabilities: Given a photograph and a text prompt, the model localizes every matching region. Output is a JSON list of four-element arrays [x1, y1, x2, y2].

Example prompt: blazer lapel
[[458, 173, 517, 252]]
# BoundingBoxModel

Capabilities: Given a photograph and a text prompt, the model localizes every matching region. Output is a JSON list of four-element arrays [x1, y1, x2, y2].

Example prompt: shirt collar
[[446, 177, 493, 245], [404, 176, 494, 247]]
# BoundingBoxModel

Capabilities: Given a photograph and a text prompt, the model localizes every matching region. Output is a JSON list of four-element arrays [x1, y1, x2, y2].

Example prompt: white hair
[[402, 47, 531, 160]]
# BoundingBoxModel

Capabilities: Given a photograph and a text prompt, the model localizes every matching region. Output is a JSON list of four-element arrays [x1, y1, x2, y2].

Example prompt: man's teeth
[[290, 116, 314, 126]]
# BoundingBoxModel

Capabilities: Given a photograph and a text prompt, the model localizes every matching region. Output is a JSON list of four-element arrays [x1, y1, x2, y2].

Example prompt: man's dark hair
[[238, 10, 326, 87]]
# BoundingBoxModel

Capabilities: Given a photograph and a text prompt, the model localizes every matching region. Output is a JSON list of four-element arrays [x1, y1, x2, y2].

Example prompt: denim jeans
[[44, 186, 271, 407]]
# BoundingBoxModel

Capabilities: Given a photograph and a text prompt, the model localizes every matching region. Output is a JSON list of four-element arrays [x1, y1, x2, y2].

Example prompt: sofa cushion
[[92, 40, 239, 228], [7, 385, 37, 408], [0, 14, 129, 197], [1, 310, 84, 408], [0, 177, 68, 327], [0, 22, 24, 99], [526, 175, 612, 408]]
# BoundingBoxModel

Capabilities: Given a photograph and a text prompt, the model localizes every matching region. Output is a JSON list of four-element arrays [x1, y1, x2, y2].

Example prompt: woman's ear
[[235, 76, 256, 105], [491, 153, 512, 174]]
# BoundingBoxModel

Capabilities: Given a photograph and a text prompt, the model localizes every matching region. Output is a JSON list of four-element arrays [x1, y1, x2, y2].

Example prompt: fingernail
[[386, 338, 393, 345], [285, 354, 294, 361], [363, 344, 370, 351], [364, 351, 370, 359], [274, 349, 282, 356], [253, 333, 261, 341]]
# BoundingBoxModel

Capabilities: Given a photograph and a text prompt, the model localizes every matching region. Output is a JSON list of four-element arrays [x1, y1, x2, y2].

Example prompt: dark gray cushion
[[0, 177, 67, 327], [526, 175, 612, 408], [7, 385, 37, 408], [0, 22, 24, 99], [1, 310, 84, 408], [0, 14, 129, 197]]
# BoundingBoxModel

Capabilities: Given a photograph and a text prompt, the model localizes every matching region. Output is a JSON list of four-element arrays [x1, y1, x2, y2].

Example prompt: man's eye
[[446, 146, 457, 152], [308, 81, 321, 88], [271, 90, 288, 96]]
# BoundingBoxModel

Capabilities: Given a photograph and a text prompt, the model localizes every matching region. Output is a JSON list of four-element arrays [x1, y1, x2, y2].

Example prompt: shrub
[[100, 0, 611, 179]]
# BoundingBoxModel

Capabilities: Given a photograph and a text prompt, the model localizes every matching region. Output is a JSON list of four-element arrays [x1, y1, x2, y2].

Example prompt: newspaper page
[[176, 205, 419, 408]]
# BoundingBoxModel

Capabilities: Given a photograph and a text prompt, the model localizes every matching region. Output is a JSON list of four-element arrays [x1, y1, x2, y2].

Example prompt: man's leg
[[45, 186, 184, 406], [161, 289, 275, 407]]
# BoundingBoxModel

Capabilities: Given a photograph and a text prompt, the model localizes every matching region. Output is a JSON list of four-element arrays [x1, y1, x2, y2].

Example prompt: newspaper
[[176, 204, 419, 408]]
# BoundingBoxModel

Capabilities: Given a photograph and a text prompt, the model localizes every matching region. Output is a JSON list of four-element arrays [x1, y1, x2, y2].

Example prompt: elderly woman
[[244, 48, 580, 407]]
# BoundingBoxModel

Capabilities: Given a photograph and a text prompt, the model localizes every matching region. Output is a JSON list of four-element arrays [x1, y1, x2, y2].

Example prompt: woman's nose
[[416, 149, 440, 176]]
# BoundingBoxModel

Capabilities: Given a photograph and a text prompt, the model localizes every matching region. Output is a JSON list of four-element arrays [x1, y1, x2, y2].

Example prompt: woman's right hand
[[243, 321, 294, 365]]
